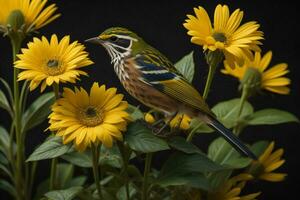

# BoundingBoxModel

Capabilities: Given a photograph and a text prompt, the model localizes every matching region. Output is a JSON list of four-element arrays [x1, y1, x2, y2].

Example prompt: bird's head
[[86, 27, 147, 62]]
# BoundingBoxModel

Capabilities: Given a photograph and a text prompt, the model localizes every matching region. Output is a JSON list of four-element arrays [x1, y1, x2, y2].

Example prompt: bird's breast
[[116, 58, 179, 115]]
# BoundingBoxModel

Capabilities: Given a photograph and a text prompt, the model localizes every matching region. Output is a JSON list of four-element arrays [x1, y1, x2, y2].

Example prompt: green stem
[[49, 83, 60, 190], [28, 162, 37, 199], [237, 86, 249, 118], [142, 153, 153, 200], [49, 158, 57, 190], [117, 142, 130, 200], [10, 35, 24, 200], [203, 64, 216, 100], [186, 122, 204, 142], [203, 50, 223, 100], [91, 143, 103, 199], [186, 51, 223, 142], [233, 86, 250, 135]]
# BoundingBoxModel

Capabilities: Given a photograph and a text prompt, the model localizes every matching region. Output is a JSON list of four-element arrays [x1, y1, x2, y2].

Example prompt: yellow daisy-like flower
[[208, 174, 260, 200], [169, 114, 191, 130], [0, 0, 60, 33], [248, 141, 287, 182], [222, 51, 290, 95], [14, 34, 94, 92], [144, 112, 156, 124], [48, 83, 129, 151], [183, 4, 263, 65], [144, 112, 191, 130]]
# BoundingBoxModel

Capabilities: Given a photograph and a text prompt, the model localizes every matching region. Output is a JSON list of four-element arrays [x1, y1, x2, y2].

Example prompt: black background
[[0, 0, 299, 199]]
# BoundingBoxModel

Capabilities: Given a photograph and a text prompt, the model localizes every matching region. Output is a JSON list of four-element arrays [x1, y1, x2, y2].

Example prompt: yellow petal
[[259, 51, 272, 71], [259, 173, 287, 182], [265, 160, 285, 172], [264, 86, 290, 95], [259, 142, 274, 162]]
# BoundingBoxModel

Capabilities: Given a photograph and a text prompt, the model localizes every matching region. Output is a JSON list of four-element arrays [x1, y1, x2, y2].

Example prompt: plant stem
[[142, 153, 153, 200], [203, 50, 223, 100], [117, 142, 130, 200], [49, 158, 57, 190], [186, 122, 203, 142], [186, 51, 223, 142], [49, 83, 60, 190], [233, 86, 250, 135], [10, 35, 24, 200], [91, 143, 103, 199]]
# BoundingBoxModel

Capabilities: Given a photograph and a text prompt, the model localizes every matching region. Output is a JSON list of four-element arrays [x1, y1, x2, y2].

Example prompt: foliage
[[0, 1, 298, 200]]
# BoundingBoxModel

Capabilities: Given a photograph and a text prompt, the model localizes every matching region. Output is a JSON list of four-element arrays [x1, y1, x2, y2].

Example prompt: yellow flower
[[183, 4, 263, 65], [169, 114, 191, 130], [144, 112, 155, 124], [248, 141, 287, 182], [14, 34, 93, 92], [144, 112, 191, 130], [0, 0, 60, 33], [48, 83, 129, 151], [222, 51, 290, 95], [208, 174, 260, 200]]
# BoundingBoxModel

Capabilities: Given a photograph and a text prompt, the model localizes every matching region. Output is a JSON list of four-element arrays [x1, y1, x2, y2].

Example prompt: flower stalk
[[91, 143, 103, 199], [49, 83, 60, 190], [142, 153, 153, 200], [10, 32, 25, 200], [203, 50, 224, 99]]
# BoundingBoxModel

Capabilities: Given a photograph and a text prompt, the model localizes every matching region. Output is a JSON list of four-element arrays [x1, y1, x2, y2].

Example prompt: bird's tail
[[203, 115, 257, 160]]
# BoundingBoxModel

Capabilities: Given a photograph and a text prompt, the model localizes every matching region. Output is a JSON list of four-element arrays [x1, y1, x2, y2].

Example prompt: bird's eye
[[109, 36, 118, 42]]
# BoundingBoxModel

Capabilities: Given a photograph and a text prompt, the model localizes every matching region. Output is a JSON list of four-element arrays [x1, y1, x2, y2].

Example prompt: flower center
[[45, 59, 64, 75], [78, 106, 104, 127], [212, 32, 227, 43], [47, 59, 59, 68]]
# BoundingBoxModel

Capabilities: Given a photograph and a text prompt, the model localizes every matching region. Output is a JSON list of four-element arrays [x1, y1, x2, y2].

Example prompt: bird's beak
[[85, 37, 102, 44]]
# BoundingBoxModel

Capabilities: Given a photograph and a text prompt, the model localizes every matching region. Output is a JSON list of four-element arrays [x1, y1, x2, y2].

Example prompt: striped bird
[[86, 27, 256, 159]]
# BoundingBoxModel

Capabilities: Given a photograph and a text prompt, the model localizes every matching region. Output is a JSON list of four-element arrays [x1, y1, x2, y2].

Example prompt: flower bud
[[240, 67, 262, 95], [144, 113, 155, 124], [6, 10, 25, 32]]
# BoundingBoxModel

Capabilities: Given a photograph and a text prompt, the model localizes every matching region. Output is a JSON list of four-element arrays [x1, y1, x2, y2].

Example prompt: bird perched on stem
[[86, 27, 256, 159]]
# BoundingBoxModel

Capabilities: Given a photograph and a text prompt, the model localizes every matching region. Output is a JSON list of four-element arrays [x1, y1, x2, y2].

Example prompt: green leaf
[[0, 179, 16, 197], [0, 89, 11, 114], [22, 92, 55, 132], [0, 126, 10, 156], [65, 176, 87, 188], [27, 136, 74, 162], [100, 145, 122, 168], [56, 163, 74, 189], [157, 153, 224, 190], [0, 78, 13, 106], [116, 182, 137, 200], [189, 119, 213, 134], [62, 151, 92, 168], [247, 109, 299, 125], [168, 136, 203, 154], [44, 186, 82, 200], [174, 51, 195, 83], [157, 173, 211, 191], [125, 122, 169, 153], [126, 104, 144, 121], [208, 137, 251, 169], [212, 98, 253, 128], [0, 163, 12, 178], [251, 140, 270, 157], [62, 145, 122, 168], [209, 170, 232, 189]]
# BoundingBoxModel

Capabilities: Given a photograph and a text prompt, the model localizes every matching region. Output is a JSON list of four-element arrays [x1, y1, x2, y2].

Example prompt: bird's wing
[[135, 53, 213, 116]]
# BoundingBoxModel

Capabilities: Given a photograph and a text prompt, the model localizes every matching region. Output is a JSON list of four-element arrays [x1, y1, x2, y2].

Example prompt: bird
[[85, 27, 257, 159]]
